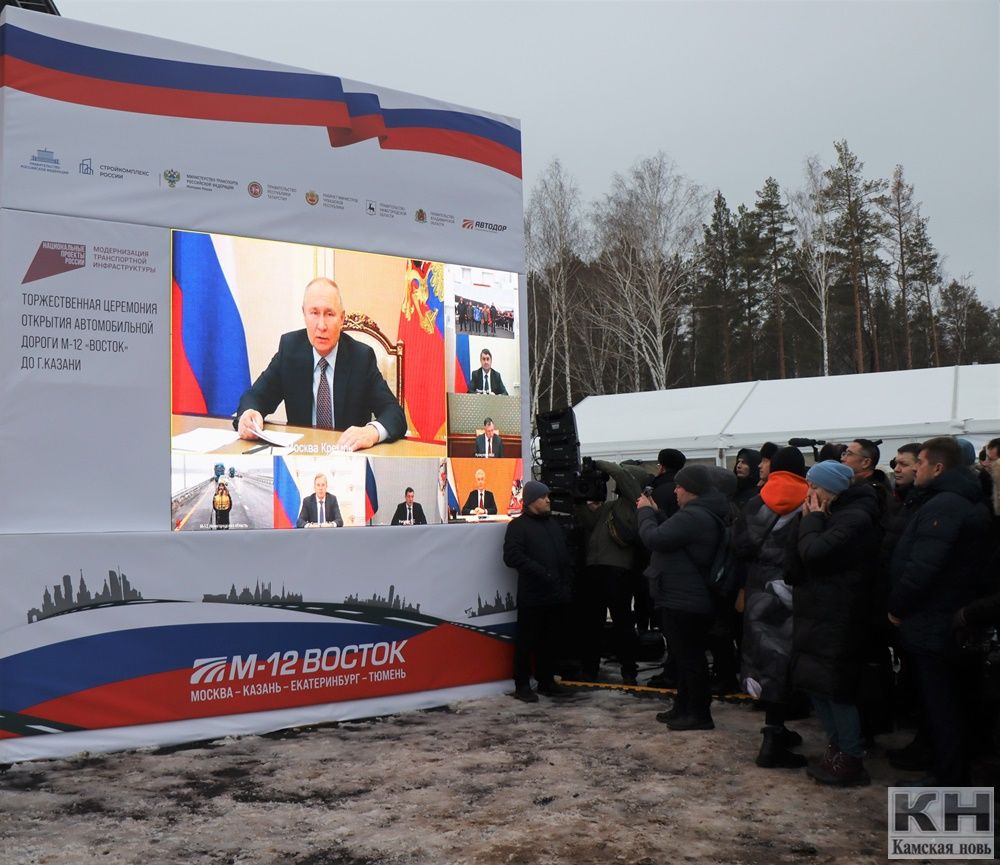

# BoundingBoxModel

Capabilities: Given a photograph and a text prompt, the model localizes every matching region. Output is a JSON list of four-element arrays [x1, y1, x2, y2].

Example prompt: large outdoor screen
[[169, 230, 524, 531]]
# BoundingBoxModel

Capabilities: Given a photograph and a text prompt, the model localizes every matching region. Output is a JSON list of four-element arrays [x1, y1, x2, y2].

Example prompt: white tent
[[573, 364, 1000, 465]]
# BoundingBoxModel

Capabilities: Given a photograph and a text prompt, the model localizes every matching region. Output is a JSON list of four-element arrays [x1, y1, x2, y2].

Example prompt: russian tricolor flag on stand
[[172, 232, 251, 417], [273, 456, 300, 529], [445, 459, 460, 517], [454, 332, 471, 394], [364, 459, 378, 524]]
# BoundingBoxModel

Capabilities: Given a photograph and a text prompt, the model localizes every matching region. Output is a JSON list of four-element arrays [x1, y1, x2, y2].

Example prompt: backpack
[[706, 516, 740, 604], [606, 499, 639, 548], [688, 510, 739, 606]]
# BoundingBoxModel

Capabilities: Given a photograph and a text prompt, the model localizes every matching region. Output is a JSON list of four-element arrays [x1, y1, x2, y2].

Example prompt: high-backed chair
[[343, 313, 404, 408]]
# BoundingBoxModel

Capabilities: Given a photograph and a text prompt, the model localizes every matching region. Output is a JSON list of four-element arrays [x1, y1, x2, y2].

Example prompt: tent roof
[[573, 364, 1000, 462]]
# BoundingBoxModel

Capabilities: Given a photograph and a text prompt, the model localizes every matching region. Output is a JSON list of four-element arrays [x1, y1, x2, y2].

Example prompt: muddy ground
[[0, 680, 985, 865]]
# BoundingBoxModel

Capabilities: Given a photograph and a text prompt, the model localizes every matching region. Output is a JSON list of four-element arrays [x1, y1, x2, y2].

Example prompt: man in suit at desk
[[462, 468, 498, 515], [468, 348, 508, 395], [297, 473, 343, 527], [390, 487, 427, 525], [475, 417, 504, 458], [235, 278, 406, 451]]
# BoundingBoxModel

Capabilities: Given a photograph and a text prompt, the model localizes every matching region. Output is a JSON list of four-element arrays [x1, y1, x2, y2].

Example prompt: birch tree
[[525, 158, 586, 416], [592, 153, 704, 391], [788, 156, 834, 375]]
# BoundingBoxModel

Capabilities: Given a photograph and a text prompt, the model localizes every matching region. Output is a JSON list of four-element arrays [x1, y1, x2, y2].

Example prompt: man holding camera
[[574, 460, 645, 686]]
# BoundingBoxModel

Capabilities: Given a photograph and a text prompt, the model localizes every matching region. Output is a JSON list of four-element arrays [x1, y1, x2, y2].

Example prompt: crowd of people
[[455, 296, 514, 335], [503, 435, 1000, 787]]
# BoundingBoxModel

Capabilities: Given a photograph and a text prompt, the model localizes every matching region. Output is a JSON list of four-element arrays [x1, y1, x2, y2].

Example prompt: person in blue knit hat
[[785, 460, 883, 786]]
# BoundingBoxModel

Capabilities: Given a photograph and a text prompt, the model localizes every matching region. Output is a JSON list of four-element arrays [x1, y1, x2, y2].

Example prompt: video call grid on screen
[[169, 229, 524, 531]]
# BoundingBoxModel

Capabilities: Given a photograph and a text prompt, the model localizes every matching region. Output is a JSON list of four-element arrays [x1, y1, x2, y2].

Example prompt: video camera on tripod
[[535, 408, 607, 514]]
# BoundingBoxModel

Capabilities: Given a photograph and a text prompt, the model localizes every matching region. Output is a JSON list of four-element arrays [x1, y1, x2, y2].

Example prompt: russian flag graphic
[[172, 232, 251, 417], [273, 456, 300, 529], [454, 332, 471, 394], [445, 459, 460, 516], [364, 459, 378, 524], [0, 23, 521, 177]]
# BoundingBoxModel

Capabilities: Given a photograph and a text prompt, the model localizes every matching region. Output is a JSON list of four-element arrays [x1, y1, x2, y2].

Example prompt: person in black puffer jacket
[[786, 460, 882, 786], [637, 464, 729, 731], [733, 446, 810, 768], [888, 436, 992, 785], [504, 481, 574, 702]]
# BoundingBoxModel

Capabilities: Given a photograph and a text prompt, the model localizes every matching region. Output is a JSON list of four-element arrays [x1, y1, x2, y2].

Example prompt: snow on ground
[[2, 683, 937, 865]]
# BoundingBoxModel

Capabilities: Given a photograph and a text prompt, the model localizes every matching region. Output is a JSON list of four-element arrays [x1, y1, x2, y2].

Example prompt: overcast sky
[[56, 0, 999, 302]]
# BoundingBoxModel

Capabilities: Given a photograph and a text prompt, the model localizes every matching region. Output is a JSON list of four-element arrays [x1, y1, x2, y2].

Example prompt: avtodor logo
[[190, 657, 229, 685], [462, 219, 507, 233]]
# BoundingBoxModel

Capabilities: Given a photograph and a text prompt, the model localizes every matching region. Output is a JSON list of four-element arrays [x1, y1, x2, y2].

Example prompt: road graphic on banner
[[0, 709, 84, 739]]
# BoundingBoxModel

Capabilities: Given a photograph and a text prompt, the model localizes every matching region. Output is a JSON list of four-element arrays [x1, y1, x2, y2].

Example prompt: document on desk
[[171, 427, 242, 452], [250, 426, 303, 448]]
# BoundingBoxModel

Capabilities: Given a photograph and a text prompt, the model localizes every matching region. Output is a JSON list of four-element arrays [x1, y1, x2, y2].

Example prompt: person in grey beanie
[[504, 481, 574, 702], [637, 463, 729, 730]]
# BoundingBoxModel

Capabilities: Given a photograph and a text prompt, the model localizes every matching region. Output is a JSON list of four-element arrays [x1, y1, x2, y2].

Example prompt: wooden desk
[[450, 514, 514, 524], [172, 414, 446, 458]]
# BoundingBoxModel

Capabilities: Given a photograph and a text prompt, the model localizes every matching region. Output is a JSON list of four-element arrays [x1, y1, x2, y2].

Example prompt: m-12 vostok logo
[[22, 241, 87, 284]]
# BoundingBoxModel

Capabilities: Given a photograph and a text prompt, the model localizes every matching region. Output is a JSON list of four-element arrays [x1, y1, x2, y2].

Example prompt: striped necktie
[[316, 358, 332, 429]]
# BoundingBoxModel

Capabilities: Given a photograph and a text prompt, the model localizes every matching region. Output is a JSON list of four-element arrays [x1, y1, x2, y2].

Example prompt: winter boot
[[887, 735, 932, 772], [655, 701, 683, 724], [756, 726, 807, 768], [776, 726, 803, 749], [807, 751, 870, 786], [806, 742, 840, 779], [537, 681, 573, 698], [666, 714, 715, 731]]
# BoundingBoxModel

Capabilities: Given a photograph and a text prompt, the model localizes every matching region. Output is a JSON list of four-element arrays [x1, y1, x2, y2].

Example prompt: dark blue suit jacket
[[462, 489, 498, 515], [390, 502, 427, 525], [475, 433, 504, 458], [296, 493, 343, 528], [468, 367, 508, 395], [235, 330, 406, 441]]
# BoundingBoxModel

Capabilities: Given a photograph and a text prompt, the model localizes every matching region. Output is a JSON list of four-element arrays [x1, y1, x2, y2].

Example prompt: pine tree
[[938, 278, 997, 365], [732, 204, 766, 379], [907, 215, 942, 367], [755, 177, 795, 378], [693, 191, 736, 383], [821, 141, 890, 372], [878, 165, 918, 368]]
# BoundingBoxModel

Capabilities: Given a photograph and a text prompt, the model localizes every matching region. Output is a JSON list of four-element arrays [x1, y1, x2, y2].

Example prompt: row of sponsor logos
[[20, 148, 508, 233]]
